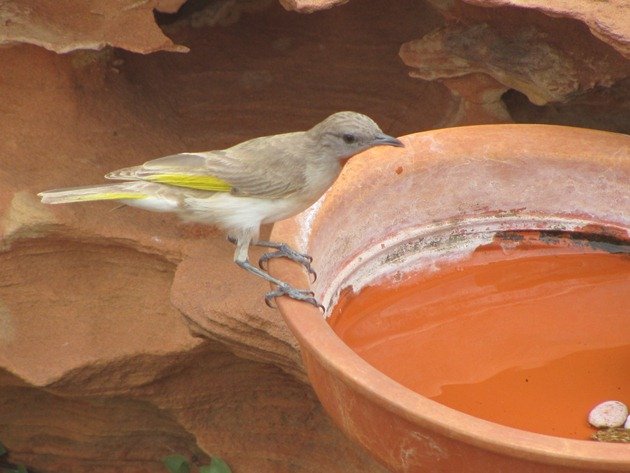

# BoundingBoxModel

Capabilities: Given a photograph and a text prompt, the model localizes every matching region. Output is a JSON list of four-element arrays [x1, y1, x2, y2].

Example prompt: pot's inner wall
[[303, 127, 629, 314]]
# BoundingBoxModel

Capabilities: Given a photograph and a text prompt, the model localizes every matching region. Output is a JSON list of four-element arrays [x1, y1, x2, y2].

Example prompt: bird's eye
[[342, 133, 357, 144]]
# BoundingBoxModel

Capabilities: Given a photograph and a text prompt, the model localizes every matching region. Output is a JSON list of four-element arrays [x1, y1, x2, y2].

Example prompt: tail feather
[[38, 183, 148, 205]]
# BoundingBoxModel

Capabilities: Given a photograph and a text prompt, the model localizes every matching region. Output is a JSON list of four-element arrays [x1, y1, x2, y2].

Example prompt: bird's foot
[[265, 284, 325, 312], [258, 245, 317, 282]]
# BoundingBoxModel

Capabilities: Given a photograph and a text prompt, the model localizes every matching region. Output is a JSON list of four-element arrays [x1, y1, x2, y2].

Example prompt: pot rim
[[270, 124, 630, 470]]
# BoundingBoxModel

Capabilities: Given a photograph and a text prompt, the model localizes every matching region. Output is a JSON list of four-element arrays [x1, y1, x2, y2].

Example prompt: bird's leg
[[236, 260, 323, 311], [254, 240, 316, 282], [229, 236, 317, 283], [230, 233, 324, 311]]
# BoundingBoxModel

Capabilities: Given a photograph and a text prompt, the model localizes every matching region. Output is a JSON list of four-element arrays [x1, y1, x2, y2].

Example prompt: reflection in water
[[329, 234, 630, 439]]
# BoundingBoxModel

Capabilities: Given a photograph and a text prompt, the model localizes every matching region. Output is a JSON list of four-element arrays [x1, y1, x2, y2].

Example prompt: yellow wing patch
[[146, 173, 232, 192]]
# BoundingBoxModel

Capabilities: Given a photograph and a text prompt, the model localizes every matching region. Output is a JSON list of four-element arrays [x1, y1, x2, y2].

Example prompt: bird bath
[[269, 124, 630, 472]]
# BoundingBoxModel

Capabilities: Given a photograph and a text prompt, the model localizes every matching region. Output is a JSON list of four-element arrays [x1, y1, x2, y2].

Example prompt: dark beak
[[374, 133, 404, 148]]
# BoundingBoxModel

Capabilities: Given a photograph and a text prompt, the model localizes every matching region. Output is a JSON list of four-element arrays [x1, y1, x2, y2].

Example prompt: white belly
[[181, 192, 311, 232], [121, 196, 179, 212]]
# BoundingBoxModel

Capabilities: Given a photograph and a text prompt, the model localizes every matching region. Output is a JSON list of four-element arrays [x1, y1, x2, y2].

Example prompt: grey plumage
[[39, 111, 404, 308]]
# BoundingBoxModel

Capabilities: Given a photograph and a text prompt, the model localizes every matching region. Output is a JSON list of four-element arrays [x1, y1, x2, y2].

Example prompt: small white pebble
[[625, 415, 630, 429], [588, 401, 628, 428]]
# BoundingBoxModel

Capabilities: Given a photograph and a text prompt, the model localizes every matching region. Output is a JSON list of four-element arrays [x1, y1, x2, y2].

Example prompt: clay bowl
[[269, 125, 630, 472]]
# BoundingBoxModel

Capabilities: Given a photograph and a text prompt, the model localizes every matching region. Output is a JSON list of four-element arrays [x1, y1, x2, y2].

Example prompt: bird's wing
[[105, 134, 308, 199], [105, 153, 233, 192]]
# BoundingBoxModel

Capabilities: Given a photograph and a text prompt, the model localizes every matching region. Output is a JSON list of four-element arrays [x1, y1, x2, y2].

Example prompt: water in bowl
[[329, 231, 630, 439]]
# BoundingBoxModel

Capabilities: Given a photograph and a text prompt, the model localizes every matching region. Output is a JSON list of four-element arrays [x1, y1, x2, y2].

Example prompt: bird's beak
[[374, 134, 404, 148]]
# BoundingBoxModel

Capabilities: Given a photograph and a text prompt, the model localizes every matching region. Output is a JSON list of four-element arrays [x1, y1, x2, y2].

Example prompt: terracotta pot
[[269, 125, 630, 472]]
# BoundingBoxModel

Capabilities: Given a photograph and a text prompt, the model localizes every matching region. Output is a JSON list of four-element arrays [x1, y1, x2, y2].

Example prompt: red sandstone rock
[[463, 0, 630, 59], [438, 73, 512, 125], [156, 0, 189, 14], [401, 23, 583, 106], [0, 3, 444, 471], [0, 0, 188, 54], [404, 0, 630, 124]]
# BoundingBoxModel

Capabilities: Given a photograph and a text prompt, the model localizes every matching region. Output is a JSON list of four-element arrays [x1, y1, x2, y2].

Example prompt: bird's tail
[[38, 182, 149, 205]]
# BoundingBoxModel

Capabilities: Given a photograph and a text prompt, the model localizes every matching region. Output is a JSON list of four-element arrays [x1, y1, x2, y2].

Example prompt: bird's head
[[308, 111, 404, 162]]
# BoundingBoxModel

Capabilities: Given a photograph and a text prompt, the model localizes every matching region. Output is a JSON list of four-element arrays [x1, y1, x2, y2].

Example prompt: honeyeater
[[39, 111, 404, 309]]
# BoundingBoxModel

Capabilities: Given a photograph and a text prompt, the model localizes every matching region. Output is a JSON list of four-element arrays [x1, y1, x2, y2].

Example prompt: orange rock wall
[[0, 0, 627, 471]]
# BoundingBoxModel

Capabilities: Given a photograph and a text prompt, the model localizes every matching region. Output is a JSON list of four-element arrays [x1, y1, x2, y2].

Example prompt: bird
[[38, 111, 404, 309]]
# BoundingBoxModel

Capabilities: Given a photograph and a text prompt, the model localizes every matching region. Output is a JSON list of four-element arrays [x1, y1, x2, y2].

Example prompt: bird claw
[[259, 249, 317, 283], [265, 284, 325, 312]]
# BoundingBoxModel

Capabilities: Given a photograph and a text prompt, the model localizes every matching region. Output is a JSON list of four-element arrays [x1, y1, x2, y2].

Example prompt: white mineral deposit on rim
[[319, 216, 594, 317], [588, 401, 628, 429], [298, 195, 324, 251]]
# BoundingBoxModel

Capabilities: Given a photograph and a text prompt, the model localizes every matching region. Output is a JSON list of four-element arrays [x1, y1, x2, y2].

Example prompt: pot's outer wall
[[271, 125, 630, 472]]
